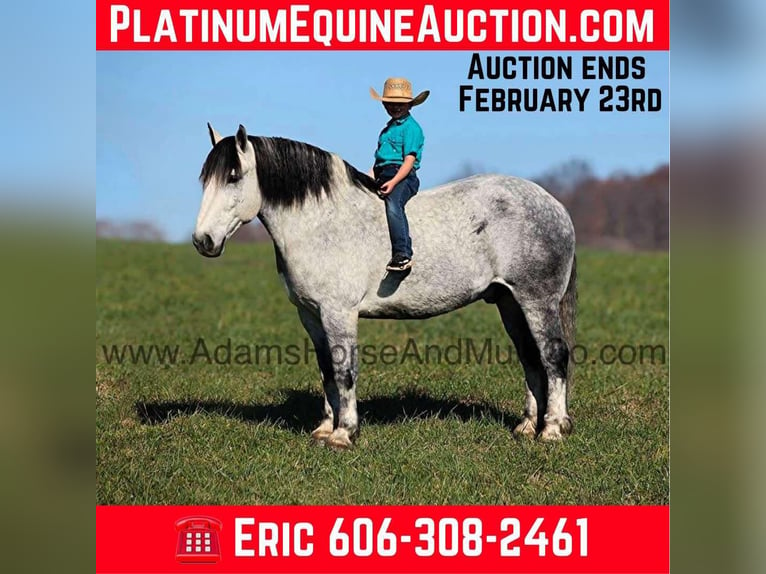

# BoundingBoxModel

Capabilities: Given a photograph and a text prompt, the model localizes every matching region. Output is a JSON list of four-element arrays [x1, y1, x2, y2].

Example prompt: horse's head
[[192, 123, 261, 257]]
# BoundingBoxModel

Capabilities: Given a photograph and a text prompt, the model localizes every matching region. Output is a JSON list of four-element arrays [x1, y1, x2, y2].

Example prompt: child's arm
[[379, 155, 416, 195]]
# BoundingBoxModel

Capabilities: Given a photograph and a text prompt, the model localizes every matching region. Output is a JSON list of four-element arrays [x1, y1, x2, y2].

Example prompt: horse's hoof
[[539, 417, 573, 442], [539, 425, 564, 441], [326, 428, 355, 451], [311, 430, 331, 444], [310, 421, 333, 443], [513, 418, 537, 439]]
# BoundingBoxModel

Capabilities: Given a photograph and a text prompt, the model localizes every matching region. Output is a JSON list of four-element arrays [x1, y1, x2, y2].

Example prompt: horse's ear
[[207, 122, 223, 147], [236, 124, 248, 152]]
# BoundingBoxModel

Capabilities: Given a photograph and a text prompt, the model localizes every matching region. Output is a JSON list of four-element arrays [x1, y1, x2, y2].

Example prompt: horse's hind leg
[[516, 297, 573, 441], [497, 291, 546, 438], [297, 307, 334, 442]]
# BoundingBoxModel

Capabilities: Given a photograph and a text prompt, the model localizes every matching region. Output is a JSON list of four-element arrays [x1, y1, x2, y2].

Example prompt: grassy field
[[96, 239, 668, 505]]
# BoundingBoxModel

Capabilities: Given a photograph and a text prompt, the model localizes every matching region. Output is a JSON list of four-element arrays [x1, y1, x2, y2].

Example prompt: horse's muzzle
[[192, 232, 223, 257]]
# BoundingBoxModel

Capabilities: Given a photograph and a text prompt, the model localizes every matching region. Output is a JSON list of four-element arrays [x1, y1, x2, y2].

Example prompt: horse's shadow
[[135, 389, 521, 433]]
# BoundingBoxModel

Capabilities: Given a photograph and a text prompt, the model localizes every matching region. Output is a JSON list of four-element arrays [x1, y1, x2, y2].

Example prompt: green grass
[[96, 240, 668, 505]]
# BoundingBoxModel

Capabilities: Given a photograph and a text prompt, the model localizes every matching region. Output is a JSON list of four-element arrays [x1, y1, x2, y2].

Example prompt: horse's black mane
[[199, 135, 378, 207]]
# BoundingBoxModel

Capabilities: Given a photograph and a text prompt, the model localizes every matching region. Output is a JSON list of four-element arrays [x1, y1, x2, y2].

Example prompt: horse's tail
[[559, 253, 577, 401]]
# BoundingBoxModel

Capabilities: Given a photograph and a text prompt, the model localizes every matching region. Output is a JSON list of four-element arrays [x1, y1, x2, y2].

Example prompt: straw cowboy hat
[[370, 77, 430, 106]]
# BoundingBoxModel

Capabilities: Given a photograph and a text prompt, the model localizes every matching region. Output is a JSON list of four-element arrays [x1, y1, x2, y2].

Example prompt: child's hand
[[379, 180, 395, 195]]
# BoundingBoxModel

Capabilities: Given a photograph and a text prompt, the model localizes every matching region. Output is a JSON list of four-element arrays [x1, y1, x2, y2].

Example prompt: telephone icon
[[175, 516, 222, 563]]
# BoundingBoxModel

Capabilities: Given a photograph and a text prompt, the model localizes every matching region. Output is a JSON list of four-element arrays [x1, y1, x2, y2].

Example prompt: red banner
[[96, 1, 669, 50], [96, 505, 668, 573]]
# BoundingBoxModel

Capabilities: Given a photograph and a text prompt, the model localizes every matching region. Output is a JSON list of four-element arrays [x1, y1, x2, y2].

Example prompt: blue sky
[[97, 51, 668, 242]]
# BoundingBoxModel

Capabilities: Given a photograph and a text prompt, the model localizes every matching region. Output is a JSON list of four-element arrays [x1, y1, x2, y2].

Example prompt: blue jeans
[[375, 164, 420, 258]]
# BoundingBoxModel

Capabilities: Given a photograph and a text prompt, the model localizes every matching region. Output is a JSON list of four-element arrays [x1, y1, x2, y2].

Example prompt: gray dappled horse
[[193, 124, 577, 450]]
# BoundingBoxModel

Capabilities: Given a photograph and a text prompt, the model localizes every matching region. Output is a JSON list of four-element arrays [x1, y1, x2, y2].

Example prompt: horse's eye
[[227, 173, 242, 184]]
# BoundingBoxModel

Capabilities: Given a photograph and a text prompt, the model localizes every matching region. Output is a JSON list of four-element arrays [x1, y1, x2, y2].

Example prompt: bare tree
[[533, 159, 595, 197], [443, 161, 485, 183], [96, 219, 165, 242]]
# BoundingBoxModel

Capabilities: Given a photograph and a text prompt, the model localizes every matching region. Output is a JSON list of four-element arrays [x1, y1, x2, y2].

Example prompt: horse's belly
[[358, 282, 488, 319], [359, 298, 480, 319]]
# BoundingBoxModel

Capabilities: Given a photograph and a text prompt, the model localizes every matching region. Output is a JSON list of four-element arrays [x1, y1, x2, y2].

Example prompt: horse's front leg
[[321, 308, 360, 450], [297, 307, 334, 442], [298, 306, 359, 450]]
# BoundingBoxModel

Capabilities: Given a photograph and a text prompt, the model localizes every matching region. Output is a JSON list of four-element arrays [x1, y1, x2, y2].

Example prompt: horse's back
[[408, 173, 574, 250], [357, 174, 575, 318]]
